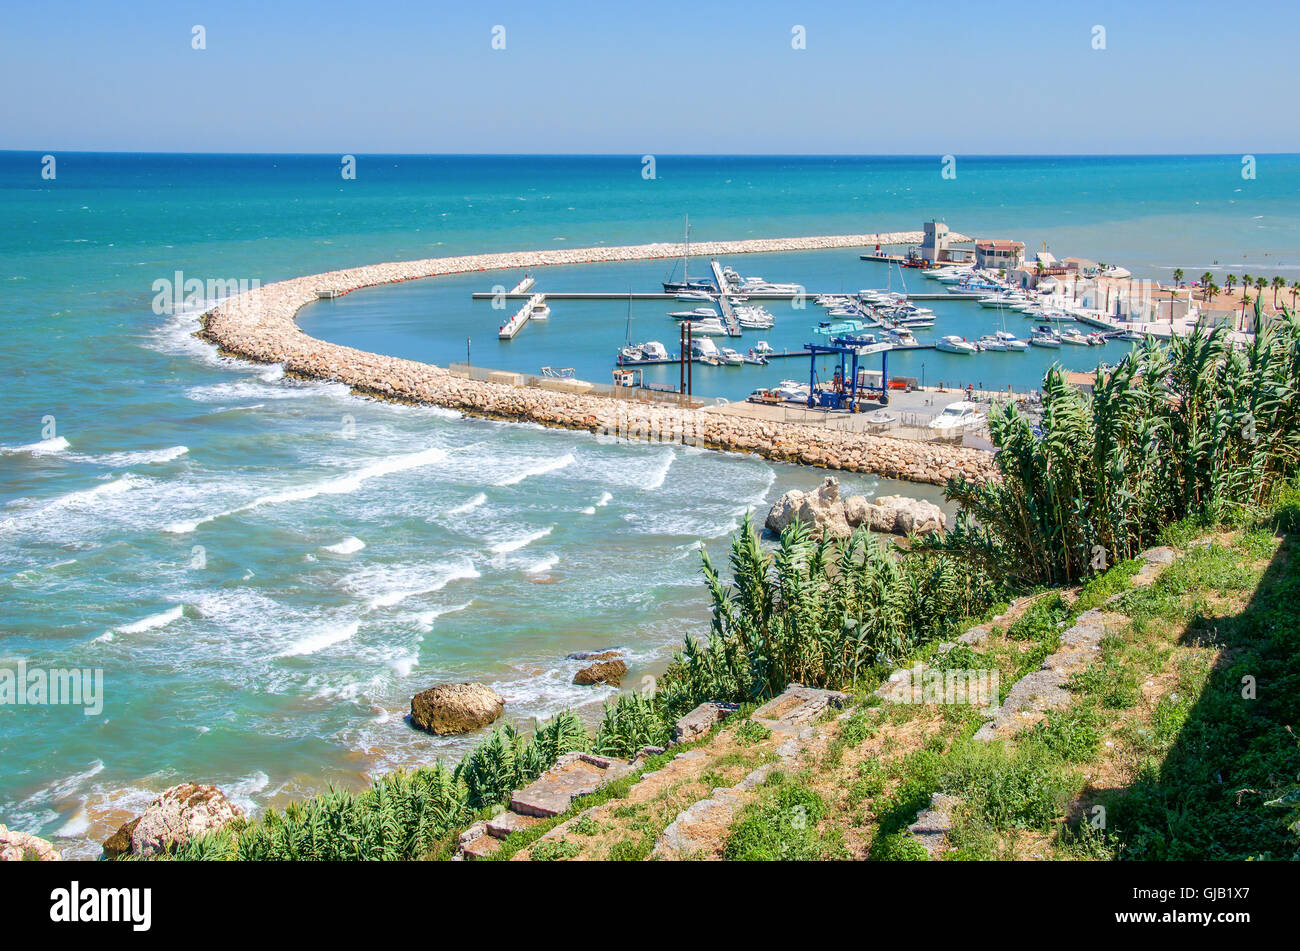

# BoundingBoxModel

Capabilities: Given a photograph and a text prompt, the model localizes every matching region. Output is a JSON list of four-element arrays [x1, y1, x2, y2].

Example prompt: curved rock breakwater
[[199, 233, 994, 486]]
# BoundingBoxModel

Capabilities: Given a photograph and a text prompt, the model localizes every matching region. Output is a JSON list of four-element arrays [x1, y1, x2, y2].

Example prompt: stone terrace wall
[[199, 233, 995, 486]]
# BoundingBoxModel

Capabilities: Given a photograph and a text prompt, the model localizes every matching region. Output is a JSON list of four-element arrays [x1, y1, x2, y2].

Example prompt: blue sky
[[2, 0, 1297, 154]]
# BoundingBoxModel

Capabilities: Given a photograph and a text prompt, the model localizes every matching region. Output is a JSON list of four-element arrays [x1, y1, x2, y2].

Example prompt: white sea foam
[[83, 445, 189, 467], [643, 450, 675, 490], [579, 506, 596, 515], [446, 492, 487, 515], [9, 474, 147, 529], [413, 601, 473, 632], [496, 453, 574, 486], [596, 491, 613, 506], [110, 604, 185, 637], [53, 805, 91, 838], [277, 621, 359, 657], [524, 553, 560, 574], [489, 525, 553, 554], [1, 436, 70, 455], [322, 536, 366, 554], [164, 446, 448, 534], [342, 558, 481, 610]]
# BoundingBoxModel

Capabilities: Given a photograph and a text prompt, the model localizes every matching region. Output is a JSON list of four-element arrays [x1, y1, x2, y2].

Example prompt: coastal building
[[920, 220, 973, 265], [975, 239, 1026, 271]]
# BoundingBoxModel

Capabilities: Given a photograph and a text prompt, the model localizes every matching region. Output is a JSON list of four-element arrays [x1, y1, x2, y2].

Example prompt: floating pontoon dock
[[498, 293, 546, 339]]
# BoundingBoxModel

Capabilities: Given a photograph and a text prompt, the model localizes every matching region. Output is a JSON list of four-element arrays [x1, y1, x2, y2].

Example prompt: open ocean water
[[2, 152, 1297, 856]]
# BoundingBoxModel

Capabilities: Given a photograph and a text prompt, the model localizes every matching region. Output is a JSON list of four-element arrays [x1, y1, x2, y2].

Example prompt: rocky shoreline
[[199, 233, 995, 486]]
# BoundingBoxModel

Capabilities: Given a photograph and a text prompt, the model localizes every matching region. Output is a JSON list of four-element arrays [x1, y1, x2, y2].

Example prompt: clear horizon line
[[3, 149, 1297, 159]]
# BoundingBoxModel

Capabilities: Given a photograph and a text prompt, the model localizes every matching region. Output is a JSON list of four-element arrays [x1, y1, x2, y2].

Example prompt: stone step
[[974, 608, 1116, 741], [486, 810, 541, 840], [906, 792, 961, 858], [672, 701, 739, 745], [509, 752, 636, 818], [461, 833, 502, 860], [752, 684, 848, 730]]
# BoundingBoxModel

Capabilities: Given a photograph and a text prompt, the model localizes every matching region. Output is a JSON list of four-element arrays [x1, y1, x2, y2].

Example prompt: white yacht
[[977, 334, 1007, 351], [669, 307, 719, 320], [690, 337, 721, 361], [978, 294, 1028, 309], [718, 347, 745, 366], [936, 335, 978, 355], [1030, 327, 1061, 348], [640, 341, 669, 360], [994, 330, 1029, 351], [1057, 327, 1091, 346], [687, 318, 728, 336], [935, 269, 976, 284], [774, 379, 811, 402], [530, 301, 550, 320], [928, 401, 984, 432]]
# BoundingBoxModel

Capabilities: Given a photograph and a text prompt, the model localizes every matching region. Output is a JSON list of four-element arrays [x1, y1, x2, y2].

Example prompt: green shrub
[[592, 692, 672, 757], [724, 774, 844, 860]]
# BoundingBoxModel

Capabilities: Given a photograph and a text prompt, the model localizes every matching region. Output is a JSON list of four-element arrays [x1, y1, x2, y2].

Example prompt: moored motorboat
[[936, 334, 977, 354]]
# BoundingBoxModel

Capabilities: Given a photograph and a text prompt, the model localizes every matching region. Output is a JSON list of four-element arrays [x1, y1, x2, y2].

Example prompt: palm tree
[[1226, 274, 1237, 296], [1173, 268, 1185, 287], [1200, 272, 1213, 301], [1271, 275, 1285, 308], [1291, 281, 1299, 310]]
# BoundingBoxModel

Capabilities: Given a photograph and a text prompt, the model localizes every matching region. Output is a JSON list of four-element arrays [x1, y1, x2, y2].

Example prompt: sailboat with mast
[[662, 214, 718, 294]]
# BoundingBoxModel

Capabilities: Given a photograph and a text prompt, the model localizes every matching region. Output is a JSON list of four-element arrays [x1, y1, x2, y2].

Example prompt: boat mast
[[624, 288, 633, 345], [683, 214, 690, 285]]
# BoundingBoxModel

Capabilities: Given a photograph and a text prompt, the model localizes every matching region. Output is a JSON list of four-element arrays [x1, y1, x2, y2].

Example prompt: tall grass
[[657, 515, 995, 713], [937, 307, 1300, 585]]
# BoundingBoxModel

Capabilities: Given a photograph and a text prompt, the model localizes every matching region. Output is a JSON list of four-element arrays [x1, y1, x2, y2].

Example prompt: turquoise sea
[[2, 153, 1298, 856]]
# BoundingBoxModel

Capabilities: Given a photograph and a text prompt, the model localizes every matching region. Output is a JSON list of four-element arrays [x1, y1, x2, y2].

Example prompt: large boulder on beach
[[765, 477, 852, 539], [410, 682, 505, 735], [766, 478, 945, 539], [0, 824, 61, 862], [858, 495, 946, 535], [102, 783, 245, 859], [573, 659, 627, 686]]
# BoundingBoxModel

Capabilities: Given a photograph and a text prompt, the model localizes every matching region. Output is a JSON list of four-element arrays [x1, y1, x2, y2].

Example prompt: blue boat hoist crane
[[804, 339, 892, 411]]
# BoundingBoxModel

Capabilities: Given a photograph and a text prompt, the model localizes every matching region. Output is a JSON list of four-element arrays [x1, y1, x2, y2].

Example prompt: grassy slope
[[744, 491, 1300, 862]]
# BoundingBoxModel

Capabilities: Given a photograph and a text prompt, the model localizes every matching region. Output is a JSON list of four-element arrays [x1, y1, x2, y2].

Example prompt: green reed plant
[[937, 308, 1300, 586]]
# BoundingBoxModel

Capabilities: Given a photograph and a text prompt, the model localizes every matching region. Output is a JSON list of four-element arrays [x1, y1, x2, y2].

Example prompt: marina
[[456, 227, 1148, 407]]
